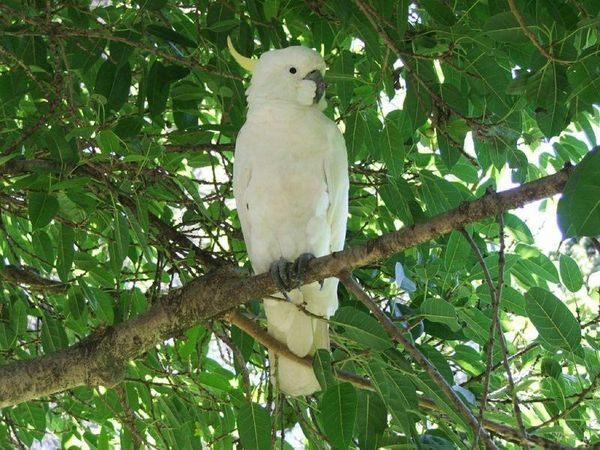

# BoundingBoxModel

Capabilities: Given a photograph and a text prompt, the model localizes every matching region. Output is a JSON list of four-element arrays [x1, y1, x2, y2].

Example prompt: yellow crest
[[227, 36, 257, 72]]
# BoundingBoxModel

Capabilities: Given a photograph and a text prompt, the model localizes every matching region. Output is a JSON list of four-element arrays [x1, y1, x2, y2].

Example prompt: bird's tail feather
[[268, 317, 329, 396], [265, 283, 335, 396]]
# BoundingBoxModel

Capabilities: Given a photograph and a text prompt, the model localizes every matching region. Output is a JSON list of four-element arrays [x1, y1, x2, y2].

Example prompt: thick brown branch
[[0, 166, 572, 408]]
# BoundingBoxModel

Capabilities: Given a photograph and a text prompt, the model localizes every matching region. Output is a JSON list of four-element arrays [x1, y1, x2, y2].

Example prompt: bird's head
[[228, 37, 327, 109]]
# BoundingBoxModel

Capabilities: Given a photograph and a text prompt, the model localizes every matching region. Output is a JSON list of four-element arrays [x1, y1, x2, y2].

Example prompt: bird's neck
[[246, 99, 321, 121]]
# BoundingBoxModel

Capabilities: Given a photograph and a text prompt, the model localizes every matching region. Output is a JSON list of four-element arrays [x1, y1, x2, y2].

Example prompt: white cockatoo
[[229, 38, 349, 395]]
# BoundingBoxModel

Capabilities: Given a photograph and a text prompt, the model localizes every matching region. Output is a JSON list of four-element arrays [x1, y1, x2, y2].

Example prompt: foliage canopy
[[1, 0, 600, 448]]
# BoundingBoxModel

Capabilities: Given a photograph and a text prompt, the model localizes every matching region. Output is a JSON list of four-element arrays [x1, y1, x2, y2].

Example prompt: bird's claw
[[269, 253, 320, 300], [292, 253, 315, 286], [270, 257, 292, 300]]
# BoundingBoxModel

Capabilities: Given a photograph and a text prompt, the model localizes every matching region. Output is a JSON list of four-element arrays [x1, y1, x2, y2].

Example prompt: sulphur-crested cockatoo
[[229, 38, 349, 395]]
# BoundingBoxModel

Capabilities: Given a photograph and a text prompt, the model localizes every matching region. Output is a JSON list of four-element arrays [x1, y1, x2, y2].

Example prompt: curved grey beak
[[303, 69, 327, 103]]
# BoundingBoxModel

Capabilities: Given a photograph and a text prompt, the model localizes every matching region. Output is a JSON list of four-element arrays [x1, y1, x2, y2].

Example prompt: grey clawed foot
[[269, 253, 319, 300], [292, 253, 315, 287], [292, 253, 324, 290], [270, 257, 292, 301]]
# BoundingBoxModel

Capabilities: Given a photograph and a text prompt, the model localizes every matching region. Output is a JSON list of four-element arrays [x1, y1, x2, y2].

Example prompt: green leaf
[[57, 224, 75, 282], [369, 359, 416, 436], [237, 402, 272, 450], [313, 349, 336, 391], [458, 309, 491, 346], [444, 230, 470, 271], [483, 11, 529, 43], [504, 213, 534, 244], [15, 403, 46, 430], [380, 178, 414, 225], [94, 60, 132, 112], [515, 244, 560, 284], [344, 112, 365, 161], [10, 299, 27, 338], [28, 192, 59, 230], [541, 357, 562, 379], [67, 287, 87, 321], [557, 147, 600, 237], [96, 129, 122, 155], [330, 51, 354, 109], [333, 307, 392, 350], [420, 298, 460, 332], [108, 211, 130, 274], [32, 230, 55, 268], [94, 289, 115, 325], [320, 383, 357, 450], [230, 325, 255, 363], [477, 285, 527, 317], [527, 63, 570, 138], [559, 255, 584, 292], [356, 390, 386, 450], [568, 51, 600, 106], [135, 0, 167, 10], [41, 314, 69, 352], [379, 121, 405, 179], [263, 0, 279, 20], [525, 287, 581, 352], [419, 0, 456, 26], [147, 61, 171, 118], [146, 24, 197, 48], [419, 344, 454, 384], [420, 170, 462, 215]]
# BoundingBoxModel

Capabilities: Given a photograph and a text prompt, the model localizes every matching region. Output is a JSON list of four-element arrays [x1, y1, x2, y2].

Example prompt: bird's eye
[[289, 67, 297, 74]]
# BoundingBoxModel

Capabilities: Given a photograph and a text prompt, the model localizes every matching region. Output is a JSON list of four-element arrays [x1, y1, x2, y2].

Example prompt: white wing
[[324, 125, 349, 253], [232, 129, 253, 259]]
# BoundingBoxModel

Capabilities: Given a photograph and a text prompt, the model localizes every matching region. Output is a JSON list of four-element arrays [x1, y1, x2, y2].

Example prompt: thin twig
[[492, 214, 529, 445], [506, 0, 575, 64], [461, 228, 499, 449], [528, 371, 600, 433]]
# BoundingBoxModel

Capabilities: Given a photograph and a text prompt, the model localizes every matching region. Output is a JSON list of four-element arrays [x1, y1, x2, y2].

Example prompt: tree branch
[[0, 166, 573, 408], [0, 264, 66, 293]]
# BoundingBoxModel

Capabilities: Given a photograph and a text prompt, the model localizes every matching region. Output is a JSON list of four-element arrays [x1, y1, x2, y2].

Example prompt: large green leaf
[[333, 307, 392, 350], [419, 0, 456, 26], [320, 383, 357, 450], [527, 63, 570, 138], [94, 60, 132, 112], [369, 359, 416, 436], [419, 298, 460, 332], [237, 402, 271, 450], [419, 170, 462, 215], [313, 349, 336, 391], [444, 230, 471, 271], [356, 390, 387, 450], [557, 147, 600, 237], [330, 50, 354, 109], [57, 224, 75, 283], [525, 287, 581, 352], [559, 254, 584, 292], [483, 11, 529, 43], [28, 192, 59, 230], [41, 315, 69, 352]]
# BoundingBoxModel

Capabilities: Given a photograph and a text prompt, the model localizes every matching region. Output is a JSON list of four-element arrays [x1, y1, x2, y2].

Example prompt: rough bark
[[0, 165, 572, 408]]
